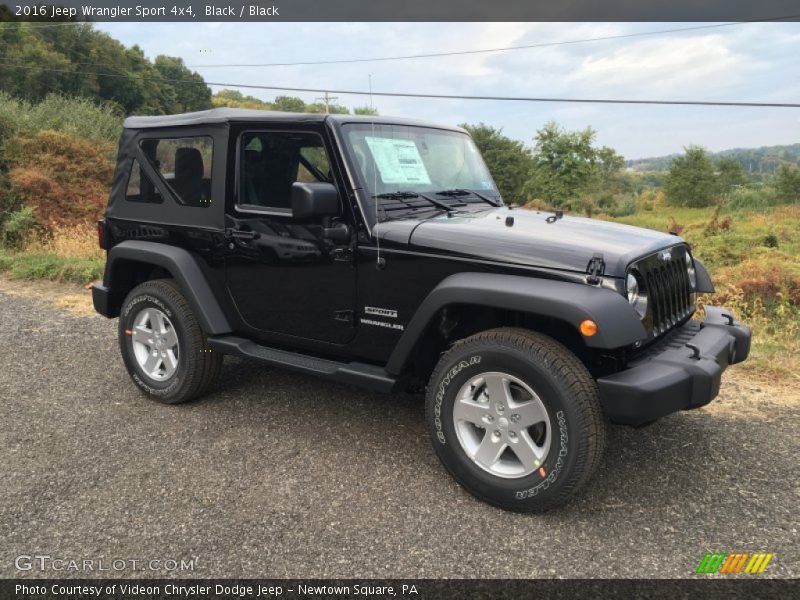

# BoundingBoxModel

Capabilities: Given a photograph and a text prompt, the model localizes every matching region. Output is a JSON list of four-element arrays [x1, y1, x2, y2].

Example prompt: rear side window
[[139, 136, 213, 207], [125, 158, 162, 204]]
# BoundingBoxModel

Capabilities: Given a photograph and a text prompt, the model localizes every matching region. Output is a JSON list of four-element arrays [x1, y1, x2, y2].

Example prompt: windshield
[[342, 123, 501, 211]]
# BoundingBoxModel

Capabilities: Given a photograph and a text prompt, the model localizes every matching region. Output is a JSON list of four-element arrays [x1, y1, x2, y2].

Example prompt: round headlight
[[686, 252, 697, 289], [626, 271, 647, 318]]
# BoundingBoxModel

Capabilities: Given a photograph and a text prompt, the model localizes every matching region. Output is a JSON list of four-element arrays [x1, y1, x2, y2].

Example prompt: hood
[[376, 207, 685, 277]]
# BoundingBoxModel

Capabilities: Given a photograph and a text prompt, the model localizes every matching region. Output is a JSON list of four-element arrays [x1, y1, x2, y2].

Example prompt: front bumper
[[597, 306, 751, 425]]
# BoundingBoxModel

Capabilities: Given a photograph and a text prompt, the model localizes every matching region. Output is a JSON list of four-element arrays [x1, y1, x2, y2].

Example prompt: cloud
[[94, 21, 799, 157], [569, 35, 745, 93]]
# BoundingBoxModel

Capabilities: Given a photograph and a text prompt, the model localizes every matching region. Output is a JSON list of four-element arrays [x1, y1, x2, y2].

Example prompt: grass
[[0, 223, 104, 284], [0, 250, 104, 283]]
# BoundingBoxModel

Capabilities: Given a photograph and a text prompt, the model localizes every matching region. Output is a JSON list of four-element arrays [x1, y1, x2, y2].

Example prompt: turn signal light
[[580, 320, 598, 337]]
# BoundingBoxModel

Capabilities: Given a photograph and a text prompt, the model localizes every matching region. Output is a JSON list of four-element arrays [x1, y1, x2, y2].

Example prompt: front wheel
[[425, 328, 606, 512]]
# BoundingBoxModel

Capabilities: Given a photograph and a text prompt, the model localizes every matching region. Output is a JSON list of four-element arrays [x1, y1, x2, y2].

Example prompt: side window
[[239, 131, 331, 212], [139, 136, 213, 207], [125, 158, 162, 204]]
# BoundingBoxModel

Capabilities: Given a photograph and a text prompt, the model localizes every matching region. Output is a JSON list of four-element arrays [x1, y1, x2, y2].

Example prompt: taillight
[[97, 219, 107, 250]]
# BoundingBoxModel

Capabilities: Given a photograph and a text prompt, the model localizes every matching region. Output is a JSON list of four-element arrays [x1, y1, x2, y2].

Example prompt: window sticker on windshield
[[364, 137, 432, 185]]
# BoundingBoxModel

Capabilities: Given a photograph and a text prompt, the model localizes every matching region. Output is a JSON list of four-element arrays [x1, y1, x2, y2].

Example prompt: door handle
[[227, 229, 261, 241]]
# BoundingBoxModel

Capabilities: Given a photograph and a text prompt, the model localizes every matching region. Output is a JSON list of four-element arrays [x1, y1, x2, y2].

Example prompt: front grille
[[634, 247, 694, 336]]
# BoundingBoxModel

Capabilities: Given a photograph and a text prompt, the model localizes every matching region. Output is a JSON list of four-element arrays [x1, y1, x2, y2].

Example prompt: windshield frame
[[333, 120, 503, 227]]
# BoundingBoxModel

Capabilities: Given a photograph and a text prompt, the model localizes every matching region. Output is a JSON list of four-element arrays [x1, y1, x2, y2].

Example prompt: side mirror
[[291, 182, 340, 220]]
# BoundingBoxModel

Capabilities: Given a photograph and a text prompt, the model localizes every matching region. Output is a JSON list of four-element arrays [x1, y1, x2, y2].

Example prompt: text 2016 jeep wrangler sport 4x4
[[93, 108, 751, 511]]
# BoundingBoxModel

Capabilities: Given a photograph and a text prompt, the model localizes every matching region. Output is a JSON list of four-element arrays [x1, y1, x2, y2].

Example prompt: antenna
[[370, 74, 384, 270]]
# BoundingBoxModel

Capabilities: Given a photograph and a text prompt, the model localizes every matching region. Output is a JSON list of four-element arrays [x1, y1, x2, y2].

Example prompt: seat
[[172, 147, 205, 205]]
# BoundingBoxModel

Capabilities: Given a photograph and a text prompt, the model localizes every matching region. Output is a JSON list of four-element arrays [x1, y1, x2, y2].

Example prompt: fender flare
[[385, 272, 646, 375], [102, 240, 232, 335]]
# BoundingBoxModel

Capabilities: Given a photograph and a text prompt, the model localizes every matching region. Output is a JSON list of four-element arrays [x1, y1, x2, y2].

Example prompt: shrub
[[1, 206, 36, 249], [727, 186, 779, 210], [0, 92, 122, 146], [607, 195, 637, 217], [6, 130, 115, 231]]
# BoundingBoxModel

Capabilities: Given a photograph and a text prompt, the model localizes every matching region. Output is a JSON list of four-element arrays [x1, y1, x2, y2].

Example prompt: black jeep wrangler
[[93, 108, 751, 511]]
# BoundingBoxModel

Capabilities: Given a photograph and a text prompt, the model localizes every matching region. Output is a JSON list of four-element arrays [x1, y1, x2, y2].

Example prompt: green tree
[[665, 146, 718, 207], [153, 55, 211, 113], [461, 123, 533, 204], [523, 121, 625, 209], [774, 164, 800, 202], [272, 96, 307, 112], [353, 106, 379, 116], [715, 156, 748, 197]]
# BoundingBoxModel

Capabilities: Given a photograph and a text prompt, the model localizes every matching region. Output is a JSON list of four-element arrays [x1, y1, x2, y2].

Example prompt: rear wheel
[[118, 279, 222, 404], [425, 328, 606, 512]]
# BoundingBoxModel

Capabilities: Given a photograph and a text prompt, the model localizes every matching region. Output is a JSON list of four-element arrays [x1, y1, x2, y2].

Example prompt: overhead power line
[[0, 15, 798, 69], [0, 58, 797, 108], [180, 16, 800, 69]]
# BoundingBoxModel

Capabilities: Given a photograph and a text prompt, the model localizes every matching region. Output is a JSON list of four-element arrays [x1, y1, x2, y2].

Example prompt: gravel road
[[1, 278, 797, 579]]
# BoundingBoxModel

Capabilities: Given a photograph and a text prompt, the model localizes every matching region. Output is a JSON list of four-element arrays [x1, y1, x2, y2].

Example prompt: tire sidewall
[[429, 343, 585, 509], [119, 288, 188, 399]]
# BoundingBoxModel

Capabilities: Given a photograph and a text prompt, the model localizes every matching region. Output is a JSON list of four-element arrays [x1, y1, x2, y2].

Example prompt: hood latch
[[586, 253, 605, 285]]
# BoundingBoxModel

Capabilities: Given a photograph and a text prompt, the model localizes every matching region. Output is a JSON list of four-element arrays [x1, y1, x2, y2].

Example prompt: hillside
[[628, 143, 800, 175]]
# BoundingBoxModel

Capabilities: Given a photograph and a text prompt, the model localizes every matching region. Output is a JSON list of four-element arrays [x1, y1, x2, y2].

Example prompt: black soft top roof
[[122, 107, 466, 133]]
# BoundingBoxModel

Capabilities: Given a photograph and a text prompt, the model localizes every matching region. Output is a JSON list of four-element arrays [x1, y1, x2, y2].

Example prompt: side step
[[208, 336, 399, 393]]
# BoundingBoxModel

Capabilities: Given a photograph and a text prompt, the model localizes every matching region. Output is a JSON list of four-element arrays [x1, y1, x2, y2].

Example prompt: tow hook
[[685, 343, 701, 360]]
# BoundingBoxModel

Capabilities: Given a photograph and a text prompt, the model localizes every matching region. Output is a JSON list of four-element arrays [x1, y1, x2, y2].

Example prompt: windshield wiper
[[373, 191, 463, 212], [434, 188, 501, 207]]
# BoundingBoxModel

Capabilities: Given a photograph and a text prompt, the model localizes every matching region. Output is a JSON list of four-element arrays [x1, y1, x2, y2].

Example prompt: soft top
[[123, 107, 466, 132]]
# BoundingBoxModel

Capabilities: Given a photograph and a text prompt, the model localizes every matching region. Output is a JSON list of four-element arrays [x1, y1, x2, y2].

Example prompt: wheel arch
[[98, 240, 232, 335], [386, 272, 646, 377]]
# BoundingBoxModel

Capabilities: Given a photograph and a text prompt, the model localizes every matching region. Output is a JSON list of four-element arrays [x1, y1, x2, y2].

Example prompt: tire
[[118, 279, 222, 404], [425, 327, 606, 512]]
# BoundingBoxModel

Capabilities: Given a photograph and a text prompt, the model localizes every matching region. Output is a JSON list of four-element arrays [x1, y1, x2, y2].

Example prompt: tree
[[665, 146, 718, 207], [461, 123, 534, 205], [354, 106, 379, 116], [774, 164, 800, 203], [153, 56, 212, 113], [272, 96, 307, 112], [715, 156, 747, 197], [523, 121, 625, 209]]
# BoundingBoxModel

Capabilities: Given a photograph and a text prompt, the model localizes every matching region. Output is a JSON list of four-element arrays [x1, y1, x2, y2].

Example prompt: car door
[[224, 127, 356, 345]]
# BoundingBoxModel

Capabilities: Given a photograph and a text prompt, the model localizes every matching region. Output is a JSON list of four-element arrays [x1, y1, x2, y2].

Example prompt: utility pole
[[315, 91, 339, 114]]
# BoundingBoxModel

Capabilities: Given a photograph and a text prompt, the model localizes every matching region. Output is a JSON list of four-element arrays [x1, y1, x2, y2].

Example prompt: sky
[[95, 21, 800, 159]]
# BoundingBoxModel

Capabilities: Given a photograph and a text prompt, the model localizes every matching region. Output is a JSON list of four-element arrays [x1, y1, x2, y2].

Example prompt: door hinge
[[586, 253, 605, 284], [334, 310, 355, 326]]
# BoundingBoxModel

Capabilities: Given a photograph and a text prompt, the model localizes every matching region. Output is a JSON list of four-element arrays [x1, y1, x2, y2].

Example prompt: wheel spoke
[[509, 430, 546, 469], [142, 351, 161, 374], [163, 349, 178, 376], [472, 432, 506, 470], [161, 327, 178, 348], [131, 325, 152, 344], [511, 399, 549, 428], [483, 373, 512, 406], [453, 398, 491, 426], [151, 310, 167, 334]]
